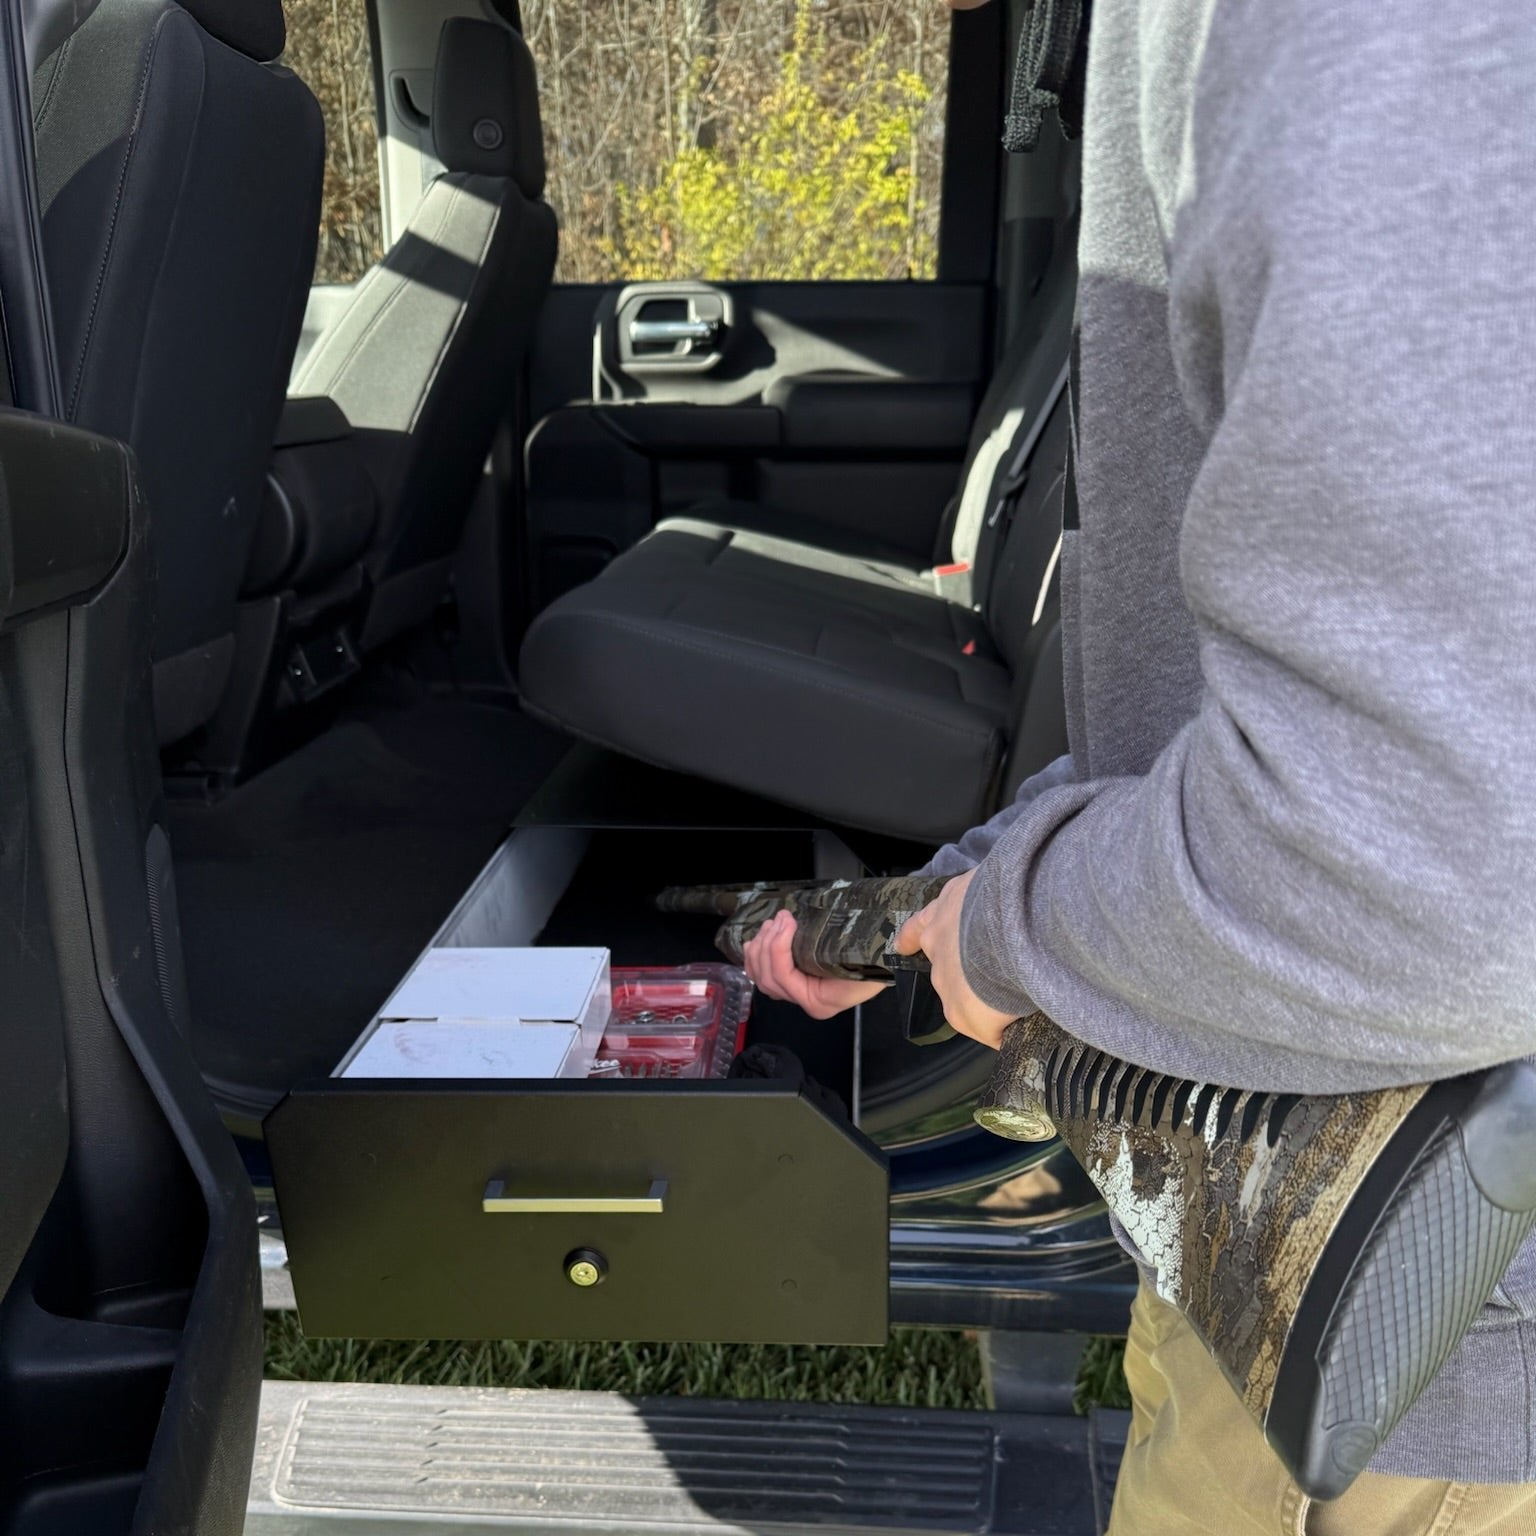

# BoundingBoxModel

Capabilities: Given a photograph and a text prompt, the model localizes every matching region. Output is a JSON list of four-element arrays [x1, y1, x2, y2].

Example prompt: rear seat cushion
[[518, 249, 1078, 841], [676, 496, 933, 569], [519, 517, 1011, 841]]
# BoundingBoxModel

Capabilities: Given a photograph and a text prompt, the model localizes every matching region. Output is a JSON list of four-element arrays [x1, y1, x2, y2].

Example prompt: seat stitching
[[31, 35, 72, 129], [537, 610, 1005, 744], [68, 10, 174, 421]]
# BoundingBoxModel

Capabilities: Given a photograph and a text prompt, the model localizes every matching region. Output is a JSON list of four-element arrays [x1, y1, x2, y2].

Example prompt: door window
[[284, 0, 386, 284], [521, 0, 949, 284]]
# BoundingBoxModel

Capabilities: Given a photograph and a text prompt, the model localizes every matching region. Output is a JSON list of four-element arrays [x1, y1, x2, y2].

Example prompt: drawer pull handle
[[481, 1179, 668, 1215]]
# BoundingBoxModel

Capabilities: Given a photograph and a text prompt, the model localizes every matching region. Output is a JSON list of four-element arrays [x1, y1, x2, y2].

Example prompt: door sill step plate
[[250, 1381, 1127, 1535]]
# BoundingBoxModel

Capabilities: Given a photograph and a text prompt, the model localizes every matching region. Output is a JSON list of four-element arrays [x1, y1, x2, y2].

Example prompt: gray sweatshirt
[[935, 0, 1536, 1484]]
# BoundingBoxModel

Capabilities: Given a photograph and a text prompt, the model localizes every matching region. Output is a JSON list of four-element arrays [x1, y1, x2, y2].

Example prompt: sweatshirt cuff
[[957, 779, 1101, 1018], [959, 842, 1040, 1017]]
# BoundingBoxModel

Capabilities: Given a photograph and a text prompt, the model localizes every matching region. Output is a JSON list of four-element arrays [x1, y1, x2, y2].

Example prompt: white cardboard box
[[338, 947, 611, 1081], [341, 1019, 586, 1080]]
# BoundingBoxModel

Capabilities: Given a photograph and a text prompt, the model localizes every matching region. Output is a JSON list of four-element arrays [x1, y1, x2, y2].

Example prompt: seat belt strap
[[1063, 317, 1080, 531], [986, 356, 1071, 531]]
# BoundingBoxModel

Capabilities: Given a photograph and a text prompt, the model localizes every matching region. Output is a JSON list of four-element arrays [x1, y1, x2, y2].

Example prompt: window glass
[[284, 0, 386, 284], [522, 0, 949, 283]]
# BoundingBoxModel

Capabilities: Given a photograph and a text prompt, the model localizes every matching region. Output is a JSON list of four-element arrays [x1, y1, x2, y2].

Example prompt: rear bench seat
[[518, 266, 1074, 844]]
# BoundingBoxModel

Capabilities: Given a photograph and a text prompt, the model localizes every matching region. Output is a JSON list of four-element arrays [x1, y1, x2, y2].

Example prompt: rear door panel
[[526, 279, 989, 604], [0, 415, 263, 1536]]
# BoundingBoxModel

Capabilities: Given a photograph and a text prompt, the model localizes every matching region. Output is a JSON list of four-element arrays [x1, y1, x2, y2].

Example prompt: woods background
[[283, 0, 949, 286]]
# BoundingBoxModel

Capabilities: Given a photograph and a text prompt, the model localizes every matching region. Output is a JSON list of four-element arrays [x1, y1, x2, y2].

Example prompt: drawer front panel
[[266, 1080, 889, 1344]]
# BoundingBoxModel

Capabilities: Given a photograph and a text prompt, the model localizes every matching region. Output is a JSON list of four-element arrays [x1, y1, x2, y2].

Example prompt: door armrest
[[765, 374, 976, 452]]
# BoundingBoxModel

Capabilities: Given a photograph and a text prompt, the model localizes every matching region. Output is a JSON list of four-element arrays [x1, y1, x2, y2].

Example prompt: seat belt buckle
[[927, 561, 972, 601]]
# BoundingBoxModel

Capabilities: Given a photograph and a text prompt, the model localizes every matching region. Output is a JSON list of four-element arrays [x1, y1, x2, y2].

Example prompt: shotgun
[[658, 875, 947, 980], [659, 873, 1536, 1499]]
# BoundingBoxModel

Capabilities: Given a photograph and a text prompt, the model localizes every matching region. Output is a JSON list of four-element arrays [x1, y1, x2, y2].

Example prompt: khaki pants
[[1108, 1281, 1536, 1536]]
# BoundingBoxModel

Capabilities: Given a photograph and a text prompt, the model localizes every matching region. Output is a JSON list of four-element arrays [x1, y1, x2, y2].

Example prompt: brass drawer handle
[[481, 1178, 668, 1215]]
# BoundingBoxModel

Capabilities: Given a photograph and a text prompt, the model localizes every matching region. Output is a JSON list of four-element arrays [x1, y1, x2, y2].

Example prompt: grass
[[1075, 1334, 1131, 1413], [265, 1313, 1131, 1414]]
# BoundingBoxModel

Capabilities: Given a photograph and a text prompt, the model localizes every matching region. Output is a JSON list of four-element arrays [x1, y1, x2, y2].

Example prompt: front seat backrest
[[291, 17, 558, 653], [33, 0, 324, 746]]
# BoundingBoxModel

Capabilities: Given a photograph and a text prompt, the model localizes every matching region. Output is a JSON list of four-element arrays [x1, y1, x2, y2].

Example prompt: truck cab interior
[[0, 0, 1134, 1530]]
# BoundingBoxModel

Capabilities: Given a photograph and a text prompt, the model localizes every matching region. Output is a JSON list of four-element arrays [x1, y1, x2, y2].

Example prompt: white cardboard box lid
[[379, 946, 609, 1024], [341, 1019, 581, 1079]]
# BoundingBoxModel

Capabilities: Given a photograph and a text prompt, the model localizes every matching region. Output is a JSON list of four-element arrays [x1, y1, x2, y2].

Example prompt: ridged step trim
[[250, 1381, 1125, 1535]]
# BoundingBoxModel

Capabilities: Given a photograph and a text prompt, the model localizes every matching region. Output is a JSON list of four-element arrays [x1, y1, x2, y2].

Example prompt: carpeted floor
[[168, 692, 568, 1115]]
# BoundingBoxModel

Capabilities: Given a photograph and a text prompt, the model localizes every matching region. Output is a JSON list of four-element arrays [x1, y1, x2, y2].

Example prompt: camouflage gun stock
[[977, 1014, 1536, 1499], [656, 875, 957, 1044], [657, 875, 950, 982]]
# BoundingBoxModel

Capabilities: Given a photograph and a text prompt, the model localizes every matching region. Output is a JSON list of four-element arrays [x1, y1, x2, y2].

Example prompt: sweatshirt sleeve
[[959, 0, 1536, 1094], [918, 755, 1075, 877]]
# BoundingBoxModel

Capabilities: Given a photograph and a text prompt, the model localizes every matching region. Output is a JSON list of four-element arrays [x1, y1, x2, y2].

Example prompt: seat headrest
[[178, 0, 285, 62], [432, 17, 545, 198]]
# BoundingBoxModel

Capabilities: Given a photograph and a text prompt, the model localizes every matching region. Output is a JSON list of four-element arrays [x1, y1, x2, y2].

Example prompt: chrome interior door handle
[[482, 1178, 668, 1215], [629, 318, 718, 347]]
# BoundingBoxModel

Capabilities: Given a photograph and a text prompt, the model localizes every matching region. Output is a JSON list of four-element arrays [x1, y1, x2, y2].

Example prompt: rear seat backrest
[[33, 0, 324, 745], [938, 252, 1075, 596], [515, 202, 1079, 841], [988, 402, 1072, 801], [985, 399, 1070, 678], [290, 16, 557, 654], [936, 252, 1076, 814], [957, 255, 1076, 813]]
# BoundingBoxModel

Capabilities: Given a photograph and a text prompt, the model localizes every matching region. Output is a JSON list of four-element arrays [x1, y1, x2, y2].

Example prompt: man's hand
[[893, 868, 1017, 1049], [741, 909, 886, 1020]]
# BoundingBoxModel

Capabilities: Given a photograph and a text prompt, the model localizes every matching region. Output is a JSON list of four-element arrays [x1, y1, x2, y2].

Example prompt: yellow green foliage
[[609, 1, 935, 283]]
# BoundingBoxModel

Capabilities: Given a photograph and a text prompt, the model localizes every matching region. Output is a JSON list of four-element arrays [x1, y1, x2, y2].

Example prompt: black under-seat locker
[[265, 1076, 889, 1344]]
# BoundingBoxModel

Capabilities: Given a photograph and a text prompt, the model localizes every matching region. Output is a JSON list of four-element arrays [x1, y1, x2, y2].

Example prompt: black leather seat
[[290, 16, 558, 653], [34, 0, 324, 745], [518, 265, 1075, 844]]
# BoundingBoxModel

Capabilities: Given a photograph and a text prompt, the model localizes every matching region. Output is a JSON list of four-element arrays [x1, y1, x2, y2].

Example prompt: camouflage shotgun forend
[[656, 875, 952, 982], [977, 1013, 1536, 1500]]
